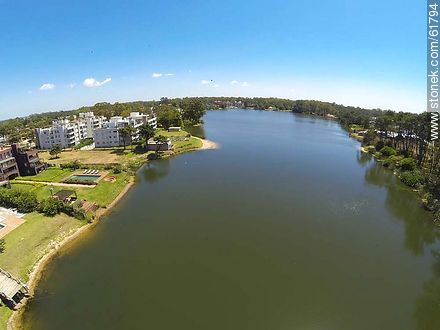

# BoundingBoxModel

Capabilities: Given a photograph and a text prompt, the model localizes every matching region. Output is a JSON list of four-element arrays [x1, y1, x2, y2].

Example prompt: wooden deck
[[0, 268, 28, 307]]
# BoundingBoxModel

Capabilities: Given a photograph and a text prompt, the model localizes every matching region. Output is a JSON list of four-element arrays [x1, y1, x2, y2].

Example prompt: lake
[[21, 110, 440, 329]]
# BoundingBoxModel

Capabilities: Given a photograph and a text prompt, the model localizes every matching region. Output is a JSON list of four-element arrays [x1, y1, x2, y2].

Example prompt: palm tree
[[139, 124, 155, 149], [118, 125, 135, 150]]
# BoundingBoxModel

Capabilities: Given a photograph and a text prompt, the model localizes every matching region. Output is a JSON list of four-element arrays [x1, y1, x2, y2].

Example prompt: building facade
[[94, 112, 157, 148], [0, 147, 19, 181], [35, 112, 106, 150], [11, 144, 46, 176]]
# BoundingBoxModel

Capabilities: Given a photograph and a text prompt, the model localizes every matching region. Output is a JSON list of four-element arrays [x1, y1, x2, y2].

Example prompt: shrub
[[399, 158, 416, 172], [38, 198, 63, 216], [400, 171, 425, 188], [380, 146, 397, 157], [112, 165, 122, 174], [0, 188, 38, 213], [61, 160, 81, 170]]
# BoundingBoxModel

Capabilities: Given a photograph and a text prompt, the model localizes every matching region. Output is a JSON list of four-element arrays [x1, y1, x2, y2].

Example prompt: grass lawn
[[155, 128, 188, 138], [173, 137, 203, 153], [14, 167, 73, 183], [0, 212, 85, 329], [10, 172, 130, 207], [39, 149, 138, 166]]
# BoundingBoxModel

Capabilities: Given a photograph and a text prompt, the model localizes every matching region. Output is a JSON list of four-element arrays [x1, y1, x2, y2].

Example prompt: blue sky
[[0, 0, 425, 119]]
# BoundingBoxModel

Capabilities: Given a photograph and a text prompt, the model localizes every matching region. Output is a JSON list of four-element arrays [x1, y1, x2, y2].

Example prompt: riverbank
[[7, 179, 135, 330], [4, 134, 218, 329]]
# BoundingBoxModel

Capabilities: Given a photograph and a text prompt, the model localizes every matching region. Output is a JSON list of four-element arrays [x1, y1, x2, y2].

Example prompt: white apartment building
[[78, 112, 107, 137], [94, 112, 157, 148], [35, 112, 106, 150]]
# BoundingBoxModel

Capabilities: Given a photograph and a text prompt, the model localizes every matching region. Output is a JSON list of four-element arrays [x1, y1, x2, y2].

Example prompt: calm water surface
[[22, 110, 440, 329]]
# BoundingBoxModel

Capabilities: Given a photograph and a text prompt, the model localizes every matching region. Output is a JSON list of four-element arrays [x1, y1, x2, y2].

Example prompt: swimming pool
[[68, 174, 101, 182]]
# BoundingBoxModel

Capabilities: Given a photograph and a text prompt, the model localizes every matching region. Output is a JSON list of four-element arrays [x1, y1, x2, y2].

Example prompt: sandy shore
[[8, 180, 135, 329], [197, 137, 220, 150]]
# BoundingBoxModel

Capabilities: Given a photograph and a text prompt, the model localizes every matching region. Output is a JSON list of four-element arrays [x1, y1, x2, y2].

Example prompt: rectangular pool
[[68, 174, 101, 182]]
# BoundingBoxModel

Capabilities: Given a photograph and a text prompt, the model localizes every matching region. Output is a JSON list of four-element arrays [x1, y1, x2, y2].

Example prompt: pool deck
[[0, 211, 25, 239]]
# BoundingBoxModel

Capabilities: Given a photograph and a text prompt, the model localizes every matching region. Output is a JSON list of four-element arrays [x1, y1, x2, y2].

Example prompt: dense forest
[[1, 97, 438, 221]]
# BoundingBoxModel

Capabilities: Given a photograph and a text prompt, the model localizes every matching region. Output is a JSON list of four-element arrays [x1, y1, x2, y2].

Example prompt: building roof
[[53, 189, 75, 201]]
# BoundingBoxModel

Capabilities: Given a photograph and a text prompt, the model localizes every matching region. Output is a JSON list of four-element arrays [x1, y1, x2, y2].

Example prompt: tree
[[139, 124, 155, 148], [155, 105, 182, 129], [181, 99, 206, 124], [49, 144, 62, 159], [153, 135, 168, 156], [118, 125, 135, 150]]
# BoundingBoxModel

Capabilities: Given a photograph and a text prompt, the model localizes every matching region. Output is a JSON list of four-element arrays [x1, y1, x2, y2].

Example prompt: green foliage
[[400, 171, 425, 188], [139, 124, 155, 146], [38, 198, 64, 216], [400, 158, 416, 172], [60, 160, 81, 170], [0, 188, 38, 213], [73, 138, 93, 150], [155, 104, 182, 129], [49, 144, 62, 158], [112, 164, 122, 174], [118, 125, 135, 149], [380, 146, 397, 157], [362, 130, 377, 146], [180, 99, 206, 124]]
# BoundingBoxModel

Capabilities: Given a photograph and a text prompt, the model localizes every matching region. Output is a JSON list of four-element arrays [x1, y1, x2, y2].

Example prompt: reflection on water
[[185, 125, 205, 139], [361, 152, 440, 330], [20, 110, 440, 330], [140, 158, 171, 183]]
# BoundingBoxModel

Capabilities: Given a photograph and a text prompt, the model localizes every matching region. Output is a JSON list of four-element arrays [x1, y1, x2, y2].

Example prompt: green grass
[[155, 128, 188, 138], [173, 137, 203, 153], [14, 167, 73, 183], [0, 308, 12, 330], [0, 212, 85, 328], [0, 213, 84, 281], [10, 172, 130, 207]]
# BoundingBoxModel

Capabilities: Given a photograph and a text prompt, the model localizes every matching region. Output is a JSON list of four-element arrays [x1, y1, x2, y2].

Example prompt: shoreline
[[7, 139, 218, 329], [8, 179, 135, 329]]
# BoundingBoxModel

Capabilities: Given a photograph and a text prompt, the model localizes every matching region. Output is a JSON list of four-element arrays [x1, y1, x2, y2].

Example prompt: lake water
[[21, 110, 440, 329]]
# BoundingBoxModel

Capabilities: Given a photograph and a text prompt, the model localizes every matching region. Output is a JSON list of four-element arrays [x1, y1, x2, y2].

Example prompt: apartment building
[[94, 112, 157, 148], [35, 112, 106, 150], [0, 147, 19, 181], [11, 144, 46, 176]]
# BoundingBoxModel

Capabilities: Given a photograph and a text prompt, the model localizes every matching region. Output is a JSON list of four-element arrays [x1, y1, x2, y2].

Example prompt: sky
[[0, 0, 425, 119]]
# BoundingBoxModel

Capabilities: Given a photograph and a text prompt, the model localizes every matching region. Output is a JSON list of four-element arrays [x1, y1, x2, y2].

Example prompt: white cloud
[[83, 77, 111, 87], [152, 72, 174, 78], [39, 83, 55, 90], [213, 84, 220, 88], [241, 82, 249, 87], [68, 83, 76, 88], [201, 80, 211, 85], [230, 80, 239, 85]]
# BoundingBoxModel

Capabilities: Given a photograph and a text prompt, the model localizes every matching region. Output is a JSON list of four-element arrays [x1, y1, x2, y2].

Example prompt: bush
[[0, 188, 38, 213], [61, 160, 82, 170], [38, 198, 64, 216], [399, 158, 416, 172], [400, 171, 425, 188], [112, 165, 122, 174], [380, 146, 397, 157]]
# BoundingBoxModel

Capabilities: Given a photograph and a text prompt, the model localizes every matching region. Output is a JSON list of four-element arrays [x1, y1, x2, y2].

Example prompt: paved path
[[14, 180, 96, 188]]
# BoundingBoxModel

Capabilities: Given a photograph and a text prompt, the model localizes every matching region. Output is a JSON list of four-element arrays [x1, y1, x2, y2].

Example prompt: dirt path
[[14, 180, 96, 188]]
